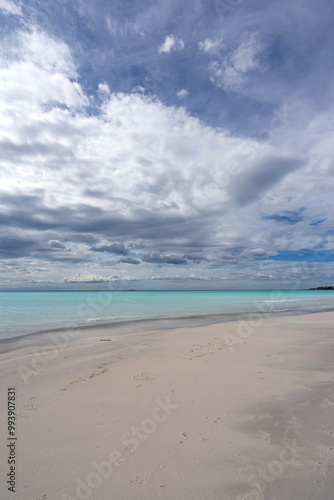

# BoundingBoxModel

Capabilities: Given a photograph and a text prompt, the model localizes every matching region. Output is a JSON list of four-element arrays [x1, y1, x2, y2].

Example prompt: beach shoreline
[[2, 289, 334, 343], [2, 304, 334, 351], [1, 310, 334, 499]]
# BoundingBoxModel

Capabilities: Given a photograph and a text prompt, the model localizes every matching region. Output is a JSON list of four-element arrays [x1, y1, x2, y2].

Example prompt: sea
[[0, 290, 333, 341]]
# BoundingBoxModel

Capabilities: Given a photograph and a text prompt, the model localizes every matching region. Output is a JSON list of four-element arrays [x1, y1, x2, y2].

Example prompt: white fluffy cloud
[[98, 82, 111, 97], [176, 89, 188, 99], [0, 29, 88, 109], [0, 0, 22, 16], [198, 38, 223, 54], [158, 35, 184, 53], [208, 34, 263, 92]]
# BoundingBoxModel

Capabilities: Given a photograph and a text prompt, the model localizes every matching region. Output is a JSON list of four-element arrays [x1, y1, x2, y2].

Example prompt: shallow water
[[1, 290, 333, 340]]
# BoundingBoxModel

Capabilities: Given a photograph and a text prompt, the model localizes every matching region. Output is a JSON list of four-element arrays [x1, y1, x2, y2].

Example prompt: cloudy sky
[[0, 0, 334, 290]]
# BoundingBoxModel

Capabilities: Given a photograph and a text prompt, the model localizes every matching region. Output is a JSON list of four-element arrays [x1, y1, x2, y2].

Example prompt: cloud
[[91, 243, 129, 255], [98, 83, 111, 97], [118, 256, 141, 265], [184, 253, 209, 263], [176, 89, 188, 99], [61, 234, 99, 244], [158, 35, 184, 53], [141, 252, 188, 265], [0, 0, 22, 16], [0, 29, 88, 109], [230, 34, 262, 73], [0, 236, 36, 258], [106, 16, 141, 38], [49, 241, 65, 250], [248, 248, 269, 258], [1, 13, 334, 289], [62, 273, 120, 283], [229, 154, 305, 206], [198, 38, 223, 54], [208, 34, 263, 92]]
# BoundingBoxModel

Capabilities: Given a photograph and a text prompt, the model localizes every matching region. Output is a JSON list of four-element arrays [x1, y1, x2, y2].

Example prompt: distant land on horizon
[[308, 286, 334, 290]]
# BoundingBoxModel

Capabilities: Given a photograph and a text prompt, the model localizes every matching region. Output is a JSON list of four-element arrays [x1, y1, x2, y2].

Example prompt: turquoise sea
[[0, 290, 334, 341]]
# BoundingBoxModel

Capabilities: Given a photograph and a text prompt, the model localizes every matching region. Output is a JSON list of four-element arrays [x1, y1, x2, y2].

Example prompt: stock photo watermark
[[222, 290, 285, 353], [237, 425, 305, 500], [60, 396, 179, 500]]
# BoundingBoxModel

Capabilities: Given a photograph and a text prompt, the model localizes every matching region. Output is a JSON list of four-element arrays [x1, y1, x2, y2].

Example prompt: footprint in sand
[[24, 403, 37, 411], [321, 398, 334, 408], [131, 475, 148, 486], [133, 372, 155, 381]]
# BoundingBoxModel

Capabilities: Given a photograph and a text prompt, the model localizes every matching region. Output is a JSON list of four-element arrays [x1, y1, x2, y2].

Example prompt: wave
[[262, 299, 320, 303], [85, 315, 139, 322]]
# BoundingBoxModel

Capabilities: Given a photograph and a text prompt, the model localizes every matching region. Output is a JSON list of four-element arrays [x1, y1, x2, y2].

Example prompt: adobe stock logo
[[60, 396, 179, 500]]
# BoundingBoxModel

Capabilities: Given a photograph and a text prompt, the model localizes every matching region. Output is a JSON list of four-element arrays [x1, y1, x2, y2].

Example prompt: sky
[[0, 0, 334, 290]]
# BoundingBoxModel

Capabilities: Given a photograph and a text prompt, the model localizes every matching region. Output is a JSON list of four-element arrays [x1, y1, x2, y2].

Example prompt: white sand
[[1, 311, 334, 499]]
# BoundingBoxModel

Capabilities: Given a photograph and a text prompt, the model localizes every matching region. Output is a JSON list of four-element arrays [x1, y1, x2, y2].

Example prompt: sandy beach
[[1, 311, 334, 500]]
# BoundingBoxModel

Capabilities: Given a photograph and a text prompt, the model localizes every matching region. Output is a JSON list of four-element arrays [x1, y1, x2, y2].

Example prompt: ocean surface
[[1, 290, 334, 341]]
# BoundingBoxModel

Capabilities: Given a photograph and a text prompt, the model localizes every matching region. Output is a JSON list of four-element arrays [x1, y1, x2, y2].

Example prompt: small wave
[[262, 299, 319, 303], [264, 308, 295, 312], [111, 315, 139, 319], [86, 315, 139, 322]]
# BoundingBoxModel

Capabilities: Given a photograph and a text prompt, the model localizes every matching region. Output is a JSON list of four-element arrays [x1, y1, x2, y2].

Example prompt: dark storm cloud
[[229, 155, 305, 206], [0, 233, 88, 262], [49, 241, 65, 249], [0, 194, 113, 233], [0, 236, 36, 258], [248, 248, 269, 258], [141, 252, 188, 265], [184, 253, 209, 263], [0, 192, 213, 245], [91, 242, 129, 255], [60, 234, 100, 244], [39, 255, 86, 264], [118, 256, 141, 265]]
